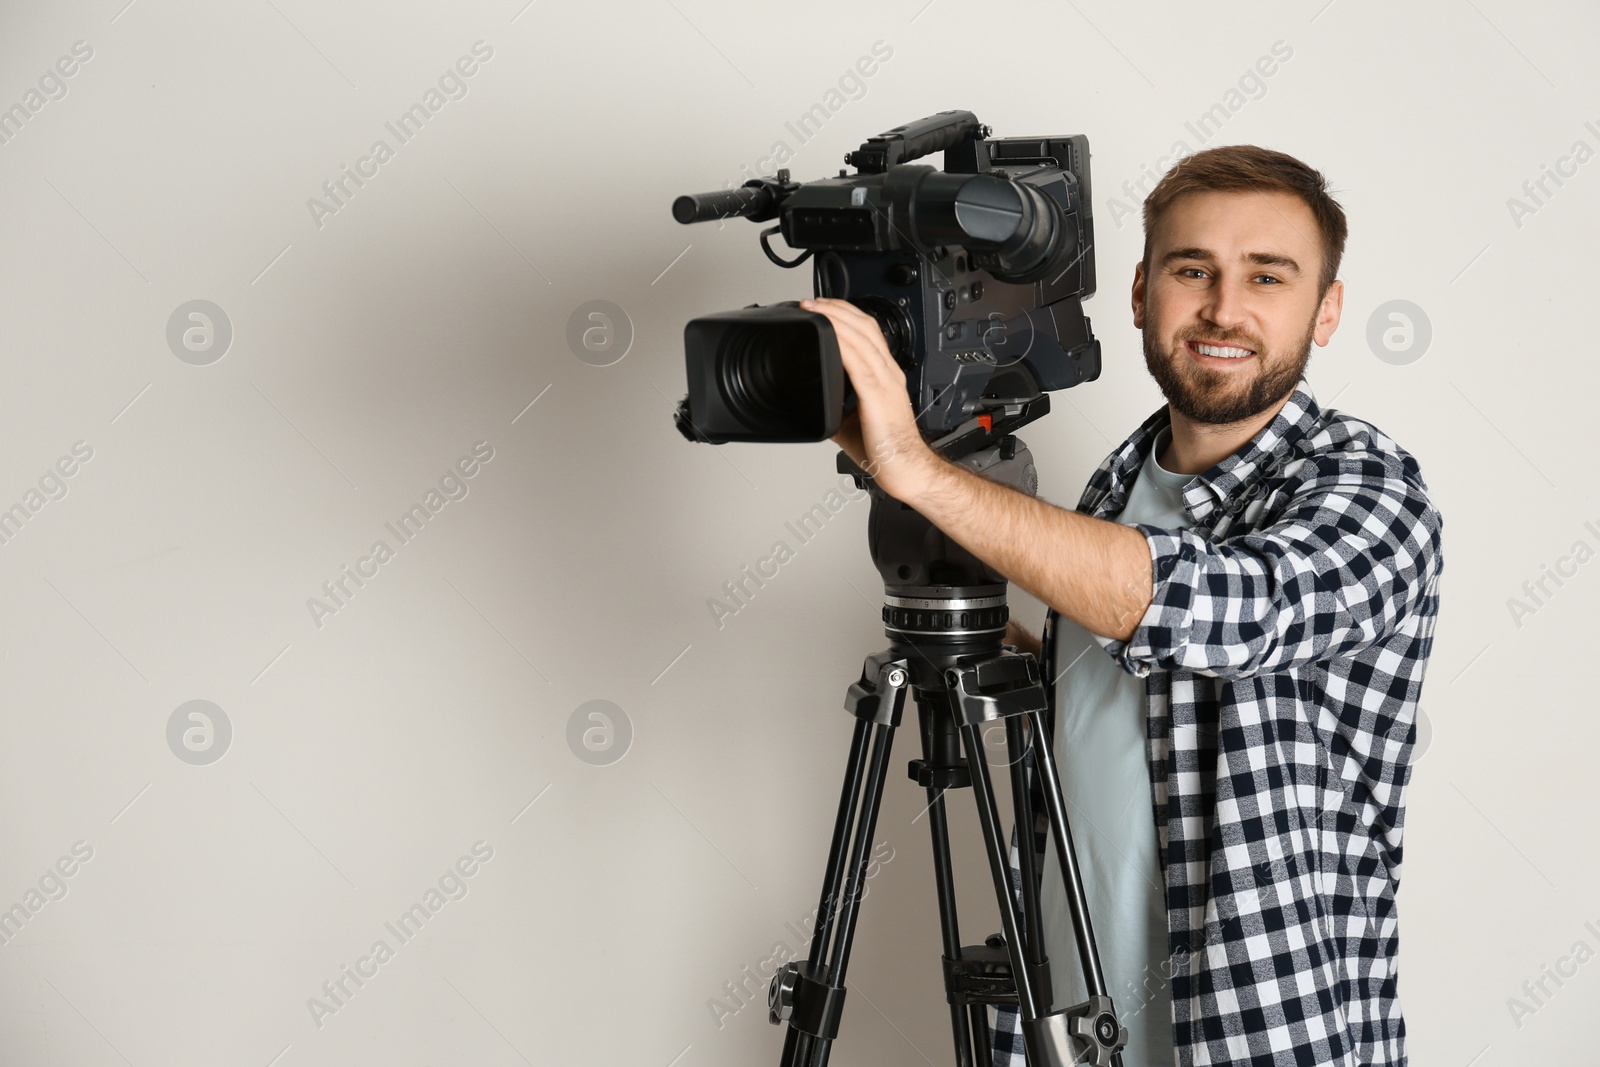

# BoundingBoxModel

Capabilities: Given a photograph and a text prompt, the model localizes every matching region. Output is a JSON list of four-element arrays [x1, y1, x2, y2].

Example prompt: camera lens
[[718, 322, 824, 437]]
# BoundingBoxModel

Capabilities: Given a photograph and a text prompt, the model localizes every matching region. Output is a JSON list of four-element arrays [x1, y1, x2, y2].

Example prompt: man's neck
[[1158, 395, 1292, 476]]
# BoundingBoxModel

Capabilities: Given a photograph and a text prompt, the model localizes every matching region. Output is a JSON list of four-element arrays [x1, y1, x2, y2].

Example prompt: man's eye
[[1255, 275, 1281, 284], [1179, 267, 1207, 279]]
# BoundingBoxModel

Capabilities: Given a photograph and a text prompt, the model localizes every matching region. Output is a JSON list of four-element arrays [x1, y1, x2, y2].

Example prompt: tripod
[[766, 421, 1129, 1067]]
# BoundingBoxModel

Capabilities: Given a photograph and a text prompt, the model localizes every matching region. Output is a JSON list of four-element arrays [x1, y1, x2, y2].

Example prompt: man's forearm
[[903, 454, 1155, 643]]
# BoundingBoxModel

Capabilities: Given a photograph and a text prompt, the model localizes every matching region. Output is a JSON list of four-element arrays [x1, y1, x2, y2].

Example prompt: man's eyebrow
[[1160, 247, 1303, 276]]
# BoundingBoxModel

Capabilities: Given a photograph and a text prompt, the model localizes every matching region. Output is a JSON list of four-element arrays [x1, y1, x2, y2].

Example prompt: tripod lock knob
[[767, 961, 848, 1038], [1066, 995, 1129, 1067], [769, 963, 799, 1023]]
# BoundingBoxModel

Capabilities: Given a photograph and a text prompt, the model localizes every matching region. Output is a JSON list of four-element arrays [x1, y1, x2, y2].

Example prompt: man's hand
[[800, 297, 941, 500]]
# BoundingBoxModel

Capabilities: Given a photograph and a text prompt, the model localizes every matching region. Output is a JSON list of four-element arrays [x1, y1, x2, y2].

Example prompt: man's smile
[[1184, 338, 1257, 366]]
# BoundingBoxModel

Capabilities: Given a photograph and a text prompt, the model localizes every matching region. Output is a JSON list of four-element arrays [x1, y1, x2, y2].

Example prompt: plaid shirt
[[990, 376, 1443, 1066]]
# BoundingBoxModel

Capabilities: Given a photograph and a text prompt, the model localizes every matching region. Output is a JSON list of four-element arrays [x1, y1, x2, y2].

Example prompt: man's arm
[[801, 295, 1154, 643], [1099, 454, 1444, 679], [801, 296, 1443, 680], [911, 457, 1155, 642]]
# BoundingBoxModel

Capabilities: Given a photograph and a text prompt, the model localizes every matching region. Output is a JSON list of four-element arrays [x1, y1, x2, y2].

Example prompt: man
[[801, 144, 1442, 1067]]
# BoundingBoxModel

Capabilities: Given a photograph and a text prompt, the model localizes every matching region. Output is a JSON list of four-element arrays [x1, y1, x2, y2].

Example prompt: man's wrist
[[894, 443, 958, 506], [866, 436, 940, 503]]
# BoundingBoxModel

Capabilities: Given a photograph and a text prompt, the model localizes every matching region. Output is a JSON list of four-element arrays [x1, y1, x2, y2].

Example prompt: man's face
[[1132, 189, 1343, 425]]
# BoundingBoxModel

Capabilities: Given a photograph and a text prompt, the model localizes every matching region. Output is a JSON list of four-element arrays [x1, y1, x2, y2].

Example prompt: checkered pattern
[[989, 377, 1442, 1066]]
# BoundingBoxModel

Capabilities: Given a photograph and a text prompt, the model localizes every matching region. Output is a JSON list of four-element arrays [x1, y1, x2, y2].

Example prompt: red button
[[977, 414, 992, 432]]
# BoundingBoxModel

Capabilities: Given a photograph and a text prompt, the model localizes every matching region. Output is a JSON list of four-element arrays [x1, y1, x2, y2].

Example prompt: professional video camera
[[671, 109, 1100, 447], [669, 114, 1132, 1067]]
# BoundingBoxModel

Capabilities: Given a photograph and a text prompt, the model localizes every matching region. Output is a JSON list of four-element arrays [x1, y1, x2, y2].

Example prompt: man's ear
[[1131, 260, 1147, 330], [1313, 278, 1344, 347]]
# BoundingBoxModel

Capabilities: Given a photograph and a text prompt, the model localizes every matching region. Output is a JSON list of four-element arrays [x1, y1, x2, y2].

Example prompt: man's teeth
[[1195, 342, 1254, 359]]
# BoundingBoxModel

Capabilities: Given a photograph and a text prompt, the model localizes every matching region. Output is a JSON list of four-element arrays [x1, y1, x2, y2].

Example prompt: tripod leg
[[1027, 708, 1130, 1066], [947, 655, 1129, 1067], [1024, 708, 1108, 999], [918, 693, 975, 1067], [825, 720, 895, 983], [778, 715, 897, 1067], [807, 716, 873, 977], [1006, 716, 1047, 998], [969, 1002, 992, 1066], [958, 719, 1045, 1022], [781, 714, 870, 1067]]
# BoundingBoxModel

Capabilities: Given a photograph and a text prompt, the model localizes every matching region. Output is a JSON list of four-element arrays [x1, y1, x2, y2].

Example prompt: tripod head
[[837, 392, 1048, 666]]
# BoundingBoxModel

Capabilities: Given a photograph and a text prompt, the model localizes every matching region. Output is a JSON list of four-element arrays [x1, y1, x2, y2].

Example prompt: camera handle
[[846, 110, 990, 173]]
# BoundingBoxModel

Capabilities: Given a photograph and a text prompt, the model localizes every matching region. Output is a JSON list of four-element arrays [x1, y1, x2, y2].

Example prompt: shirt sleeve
[[1094, 450, 1444, 679]]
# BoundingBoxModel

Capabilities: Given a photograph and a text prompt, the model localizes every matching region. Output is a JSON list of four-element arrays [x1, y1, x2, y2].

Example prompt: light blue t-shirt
[[1037, 424, 1189, 1067]]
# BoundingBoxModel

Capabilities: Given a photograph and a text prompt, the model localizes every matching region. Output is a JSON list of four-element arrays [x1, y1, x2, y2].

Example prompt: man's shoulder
[[1290, 402, 1436, 502], [1269, 402, 1445, 576]]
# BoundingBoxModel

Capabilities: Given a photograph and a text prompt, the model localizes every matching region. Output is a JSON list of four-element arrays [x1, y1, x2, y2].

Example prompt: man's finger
[[810, 310, 885, 388], [806, 296, 875, 325], [813, 306, 901, 386], [803, 299, 888, 351]]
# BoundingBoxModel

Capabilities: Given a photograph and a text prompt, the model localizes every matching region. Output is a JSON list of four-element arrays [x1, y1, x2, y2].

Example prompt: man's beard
[[1142, 312, 1316, 425]]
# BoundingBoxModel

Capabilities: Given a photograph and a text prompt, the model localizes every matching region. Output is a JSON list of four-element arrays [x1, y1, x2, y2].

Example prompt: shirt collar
[[1091, 375, 1322, 524]]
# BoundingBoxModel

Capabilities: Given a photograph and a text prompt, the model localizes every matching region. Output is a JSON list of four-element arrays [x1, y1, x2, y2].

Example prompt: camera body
[[674, 111, 1101, 446]]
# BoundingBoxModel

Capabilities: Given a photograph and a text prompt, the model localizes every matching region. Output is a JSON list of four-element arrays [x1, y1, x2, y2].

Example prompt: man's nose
[[1201, 277, 1250, 331]]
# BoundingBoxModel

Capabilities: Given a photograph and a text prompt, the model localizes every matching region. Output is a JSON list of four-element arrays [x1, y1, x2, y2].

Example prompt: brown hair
[[1141, 144, 1348, 297]]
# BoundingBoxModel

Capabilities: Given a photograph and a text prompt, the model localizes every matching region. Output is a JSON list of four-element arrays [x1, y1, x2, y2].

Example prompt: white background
[[0, 1, 1594, 1065]]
